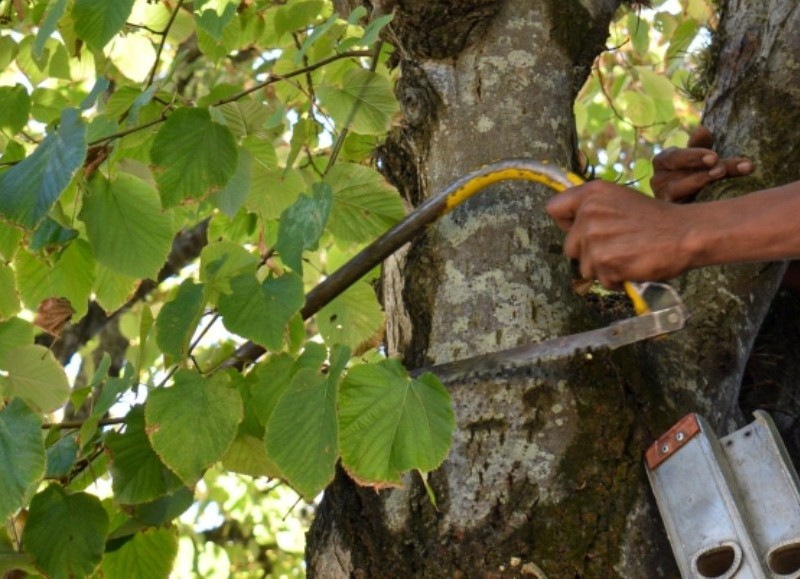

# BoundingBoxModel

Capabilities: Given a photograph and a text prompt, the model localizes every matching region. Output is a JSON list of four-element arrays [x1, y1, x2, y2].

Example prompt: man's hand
[[650, 126, 754, 202], [546, 181, 697, 287]]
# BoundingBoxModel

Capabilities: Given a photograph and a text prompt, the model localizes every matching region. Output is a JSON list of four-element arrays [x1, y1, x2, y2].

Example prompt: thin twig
[[188, 312, 221, 357], [155, 365, 180, 389], [213, 50, 371, 106], [88, 115, 167, 146], [87, 51, 371, 148], [41, 416, 126, 430], [146, 0, 186, 88]]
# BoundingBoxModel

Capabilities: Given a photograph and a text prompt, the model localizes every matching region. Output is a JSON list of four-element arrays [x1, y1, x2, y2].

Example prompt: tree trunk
[[308, 0, 800, 576]]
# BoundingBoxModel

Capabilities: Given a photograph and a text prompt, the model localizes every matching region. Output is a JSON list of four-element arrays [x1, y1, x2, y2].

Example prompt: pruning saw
[[411, 280, 688, 382], [232, 159, 690, 375]]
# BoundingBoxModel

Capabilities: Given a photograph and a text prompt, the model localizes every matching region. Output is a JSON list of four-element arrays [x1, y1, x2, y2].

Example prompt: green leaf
[[339, 360, 455, 485], [78, 370, 135, 448], [619, 90, 655, 126], [0, 399, 45, 521], [217, 271, 304, 351], [317, 280, 384, 350], [155, 279, 206, 360], [0, 36, 16, 72], [276, 182, 333, 272], [29, 217, 78, 252], [355, 10, 393, 46], [150, 107, 238, 207], [666, 18, 700, 61], [146, 370, 243, 485], [199, 241, 259, 304], [636, 67, 676, 122], [295, 12, 339, 64], [628, 12, 650, 56], [195, 0, 239, 40], [137, 305, 155, 379], [30, 87, 72, 125], [22, 485, 109, 579], [250, 344, 326, 424], [130, 487, 194, 527], [222, 374, 280, 478], [81, 173, 174, 280], [0, 318, 34, 366], [0, 221, 23, 262], [209, 145, 252, 218], [266, 345, 348, 500], [0, 264, 20, 320], [45, 432, 79, 480], [108, 406, 183, 504], [73, 0, 137, 51], [325, 162, 404, 244], [14, 239, 95, 320], [222, 434, 276, 478], [35, 0, 68, 59], [246, 166, 306, 220], [0, 550, 37, 577], [214, 99, 271, 139], [0, 345, 70, 413], [0, 108, 86, 230], [0, 85, 30, 134], [317, 68, 399, 135], [274, 1, 325, 39], [101, 527, 179, 579], [93, 264, 139, 313]]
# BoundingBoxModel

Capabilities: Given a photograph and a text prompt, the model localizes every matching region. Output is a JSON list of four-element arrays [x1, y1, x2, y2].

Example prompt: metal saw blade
[[411, 304, 687, 384]]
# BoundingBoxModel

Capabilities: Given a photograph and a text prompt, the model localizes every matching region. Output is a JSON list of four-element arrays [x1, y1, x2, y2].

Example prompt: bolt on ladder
[[646, 411, 800, 578]]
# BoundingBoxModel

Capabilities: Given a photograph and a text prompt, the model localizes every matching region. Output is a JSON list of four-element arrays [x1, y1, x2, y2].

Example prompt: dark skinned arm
[[546, 179, 800, 288]]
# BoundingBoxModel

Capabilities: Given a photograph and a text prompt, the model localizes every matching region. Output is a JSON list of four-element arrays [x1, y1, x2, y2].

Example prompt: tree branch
[[146, 0, 187, 88]]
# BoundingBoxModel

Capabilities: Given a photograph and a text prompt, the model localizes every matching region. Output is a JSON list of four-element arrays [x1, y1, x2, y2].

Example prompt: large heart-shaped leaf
[[150, 107, 238, 207], [0, 345, 70, 413], [23, 485, 109, 579], [217, 271, 304, 351], [81, 173, 174, 280], [317, 68, 399, 135], [324, 162, 405, 244], [266, 345, 349, 499], [339, 360, 455, 486], [146, 370, 243, 485]]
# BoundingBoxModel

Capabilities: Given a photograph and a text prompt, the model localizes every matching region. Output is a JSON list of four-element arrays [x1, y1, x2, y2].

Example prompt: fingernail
[[702, 153, 716, 166], [708, 166, 725, 178], [737, 161, 754, 173]]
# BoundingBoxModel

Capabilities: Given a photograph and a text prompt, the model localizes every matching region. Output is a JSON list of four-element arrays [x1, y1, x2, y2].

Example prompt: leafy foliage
[[0, 0, 710, 575], [574, 0, 709, 191]]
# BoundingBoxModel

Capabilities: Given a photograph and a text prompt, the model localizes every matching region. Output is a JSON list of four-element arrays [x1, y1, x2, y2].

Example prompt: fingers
[[653, 146, 718, 172], [721, 157, 755, 177], [546, 187, 586, 231], [687, 125, 714, 148], [657, 171, 715, 202]]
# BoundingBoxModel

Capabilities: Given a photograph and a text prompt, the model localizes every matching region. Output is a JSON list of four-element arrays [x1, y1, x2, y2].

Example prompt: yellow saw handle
[[438, 160, 650, 315], [303, 158, 650, 319]]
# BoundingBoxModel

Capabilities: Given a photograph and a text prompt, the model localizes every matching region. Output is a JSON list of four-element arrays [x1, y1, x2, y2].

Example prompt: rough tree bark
[[308, 0, 800, 576]]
